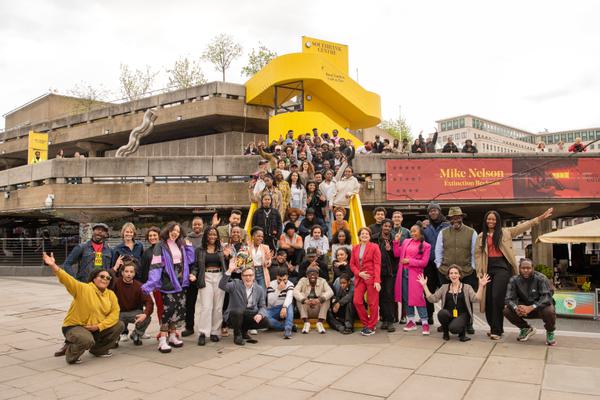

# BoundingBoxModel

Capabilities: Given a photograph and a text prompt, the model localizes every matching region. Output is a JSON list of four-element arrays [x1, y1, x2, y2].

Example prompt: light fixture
[[305, 41, 312, 48], [44, 194, 54, 208], [306, 95, 312, 101], [3, 191, 9, 199], [176, 115, 183, 121], [104, 129, 110, 134]]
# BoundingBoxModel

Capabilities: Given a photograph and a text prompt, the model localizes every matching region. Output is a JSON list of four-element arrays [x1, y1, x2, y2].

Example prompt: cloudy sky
[[1, 0, 599, 134]]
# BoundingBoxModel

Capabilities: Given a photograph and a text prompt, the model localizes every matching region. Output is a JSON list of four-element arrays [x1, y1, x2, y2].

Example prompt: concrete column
[[76, 141, 112, 157], [531, 219, 553, 268]]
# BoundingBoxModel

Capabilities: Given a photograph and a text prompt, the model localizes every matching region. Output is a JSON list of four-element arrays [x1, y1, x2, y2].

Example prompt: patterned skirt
[[161, 291, 186, 327]]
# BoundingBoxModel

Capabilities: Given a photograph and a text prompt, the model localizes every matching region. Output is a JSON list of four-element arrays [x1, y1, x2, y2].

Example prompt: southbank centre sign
[[386, 157, 600, 201]]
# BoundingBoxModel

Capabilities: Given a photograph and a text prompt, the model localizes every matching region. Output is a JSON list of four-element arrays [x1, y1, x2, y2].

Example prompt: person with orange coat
[[350, 227, 382, 336]]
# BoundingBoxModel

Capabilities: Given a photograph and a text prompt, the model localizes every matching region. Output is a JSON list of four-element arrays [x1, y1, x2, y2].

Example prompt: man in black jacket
[[503, 258, 556, 345], [442, 137, 459, 153], [251, 193, 282, 251], [298, 247, 329, 282]]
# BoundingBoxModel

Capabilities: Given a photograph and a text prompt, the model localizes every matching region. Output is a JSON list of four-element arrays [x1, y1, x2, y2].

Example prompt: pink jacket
[[393, 239, 431, 306]]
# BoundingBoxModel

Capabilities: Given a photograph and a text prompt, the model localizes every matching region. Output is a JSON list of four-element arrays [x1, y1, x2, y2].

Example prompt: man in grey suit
[[219, 262, 269, 345]]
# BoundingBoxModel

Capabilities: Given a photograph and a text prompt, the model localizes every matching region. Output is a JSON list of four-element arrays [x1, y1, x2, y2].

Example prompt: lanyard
[[450, 283, 462, 317]]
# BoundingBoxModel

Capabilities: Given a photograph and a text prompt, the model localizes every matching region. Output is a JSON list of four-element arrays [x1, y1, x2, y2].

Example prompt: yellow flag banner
[[28, 131, 48, 165]]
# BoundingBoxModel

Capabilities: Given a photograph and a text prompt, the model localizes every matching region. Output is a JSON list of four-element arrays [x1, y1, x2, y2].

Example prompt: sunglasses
[[97, 274, 112, 281]]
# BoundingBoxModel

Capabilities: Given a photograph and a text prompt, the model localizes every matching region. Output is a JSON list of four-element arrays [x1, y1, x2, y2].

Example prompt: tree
[[119, 64, 158, 101], [202, 34, 242, 82], [67, 82, 110, 115], [241, 44, 277, 77], [379, 117, 413, 142], [167, 57, 207, 89]]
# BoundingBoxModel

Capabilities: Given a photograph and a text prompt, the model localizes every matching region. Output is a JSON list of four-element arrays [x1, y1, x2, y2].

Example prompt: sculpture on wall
[[115, 109, 158, 157]]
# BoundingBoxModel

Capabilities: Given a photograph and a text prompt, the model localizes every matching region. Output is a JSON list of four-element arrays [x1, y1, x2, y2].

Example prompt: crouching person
[[219, 262, 269, 345], [112, 260, 153, 346], [294, 265, 334, 334], [503, 258, 557, 346], [43, 252, 123, 364], [266, 267, 295, 339], [326, 273, 355, 334]]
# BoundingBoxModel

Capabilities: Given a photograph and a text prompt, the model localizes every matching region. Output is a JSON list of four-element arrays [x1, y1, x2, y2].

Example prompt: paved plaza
[[1, 276, 599, 400]]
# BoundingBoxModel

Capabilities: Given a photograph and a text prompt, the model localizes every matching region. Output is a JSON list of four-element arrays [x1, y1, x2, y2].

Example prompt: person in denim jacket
[[63, 223, 112, 282]]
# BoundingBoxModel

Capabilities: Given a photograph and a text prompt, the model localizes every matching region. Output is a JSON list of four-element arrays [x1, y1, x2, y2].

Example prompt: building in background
[[435, 114, 600, 153]]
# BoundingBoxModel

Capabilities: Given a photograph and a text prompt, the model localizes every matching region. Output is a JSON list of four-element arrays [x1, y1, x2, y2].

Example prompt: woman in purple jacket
[[142, 221, 194, 353], [393, 224, 431, 335]]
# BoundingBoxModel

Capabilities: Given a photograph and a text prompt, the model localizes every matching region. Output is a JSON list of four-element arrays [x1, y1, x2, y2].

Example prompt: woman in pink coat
[[394, 224, 431, 335]]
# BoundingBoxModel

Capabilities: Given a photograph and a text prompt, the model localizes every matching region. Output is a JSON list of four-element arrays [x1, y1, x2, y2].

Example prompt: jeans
[[265, 304, 294, 331], [255, 266, 266, 289], [119, 310, 151, 336], [402, 269, 428, 321]]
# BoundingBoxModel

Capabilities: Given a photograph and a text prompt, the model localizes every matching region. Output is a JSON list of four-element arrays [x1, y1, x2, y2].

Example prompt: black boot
[[459, 329, 471, 342], [197, 333, 206, 346], [233, 330, 244, 346], [442, 328, 450, 341]]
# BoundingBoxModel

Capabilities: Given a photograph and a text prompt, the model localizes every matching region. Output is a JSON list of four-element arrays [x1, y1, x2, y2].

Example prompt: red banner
[[386, 158, 600, 201]]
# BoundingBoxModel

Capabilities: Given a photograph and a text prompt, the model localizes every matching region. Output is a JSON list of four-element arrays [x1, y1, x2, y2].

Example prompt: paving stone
[[548, 347, 600, 369], [138, 387, 194, 400], [388, 374, 470, 400], [491, 342, 547, 360], [285, 362, 352, 391], [393, 335, 444, 350], [260, 345, 301, 357], [543, 364, 600, 396], [541, 390, 600, 400], [437, 339, 495, 357], [416, 353, 485, 380], [218, 375, 265, 391], [291, 345, 336, 359], [479, 355, 545, 384], [28, 382, 109, 400], [5, 370, 79, 393], [313, 344, 382, 366], [0, 365, 37, 383], [210, 355, 276, 378], [311, 388, 383, 400], [194, 348, 259, 369], [331, 364, 411, 397], [0, 386, 27, 400], [57, 353, 147, 378], [368, 345, 433, 369], [234, 384, 313, 400], [465, 378, 540, 400], [178, 374, 227, 392], [262, 354, 308, 372]]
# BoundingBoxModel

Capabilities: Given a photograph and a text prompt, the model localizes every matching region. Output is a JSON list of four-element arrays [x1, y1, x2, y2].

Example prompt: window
[[568, 132, 574, 141], [460, 118, 465, 128], [453, 120, 459, 129]]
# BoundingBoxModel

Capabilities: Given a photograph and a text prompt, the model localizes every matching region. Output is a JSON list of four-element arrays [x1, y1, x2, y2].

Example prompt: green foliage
[[202, 34, 242, 82], [534, 264, 554, 280], [379, 117, 412, 142], [68, 82, 110, 114], [241, 44, 277, 77], [119, 64, 158, 101], [167, 57, 206, 89]]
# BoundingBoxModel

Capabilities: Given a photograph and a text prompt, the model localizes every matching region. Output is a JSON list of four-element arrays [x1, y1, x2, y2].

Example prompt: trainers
[[248, 329, 258, 335], [302, 322, 311, 334], [158, 337, 172, 353], [284, 328, 292, 339], [403, 321, 417, 331], [316, 322, 326, 334], [489, 334, 502, 340], [92, 351, 112, 358], [360, 327, 375, 336], [422, 324, 430, 336], [141, 333, 151, 339], [67, 358, 82, 364], [168, 333, 183, 348], [130, 332, 142, 346], [517, 327, 536, 342], [119, 333, 129, 342], [546, 331, 556, 346]]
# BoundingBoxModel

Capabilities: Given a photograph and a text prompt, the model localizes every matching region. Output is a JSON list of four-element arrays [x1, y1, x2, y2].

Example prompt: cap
[[427, 202, 441, 212], [258, 159, 269, 165], [92, 223, 109, 231]]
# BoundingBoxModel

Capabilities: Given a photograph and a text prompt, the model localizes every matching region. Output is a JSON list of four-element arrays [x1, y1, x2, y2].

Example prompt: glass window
[[453, 120, 459, 129], [582, 132, 588, 140], [441, 122, 446, 131], [561, 134, 567, 142], [568, 132, 574, 141], [460, 118, 465, 128]]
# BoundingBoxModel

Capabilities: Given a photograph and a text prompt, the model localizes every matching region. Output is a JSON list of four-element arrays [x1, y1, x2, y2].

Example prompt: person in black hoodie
[[252, 193, 282, 251], [461, 139, 478, 154], [327, 273, 355, 334], [372, 219, 399, 332], [442, 137, 459, 153]]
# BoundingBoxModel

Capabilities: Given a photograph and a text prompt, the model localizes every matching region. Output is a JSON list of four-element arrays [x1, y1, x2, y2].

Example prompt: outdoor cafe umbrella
[[538, 219, 600, 244]]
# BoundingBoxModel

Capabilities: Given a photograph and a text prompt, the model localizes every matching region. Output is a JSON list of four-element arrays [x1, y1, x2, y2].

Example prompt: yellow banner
[[28, 131, 48, 164], [302, 36, 348, 74]]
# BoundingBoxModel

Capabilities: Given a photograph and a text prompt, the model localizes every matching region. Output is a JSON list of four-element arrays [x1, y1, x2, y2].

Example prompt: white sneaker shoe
[[141, 333, 151, 339], [158, 337, 172, 353], [248, 329, 258, 335], [316, 322, 326, 334], [119, 333, 129, 342], [302, 322, 311, 334], [168, 332, 183, 348]]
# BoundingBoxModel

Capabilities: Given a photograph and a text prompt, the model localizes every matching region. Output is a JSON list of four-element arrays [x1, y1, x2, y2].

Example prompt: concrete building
[[436, 114, 600, 153]]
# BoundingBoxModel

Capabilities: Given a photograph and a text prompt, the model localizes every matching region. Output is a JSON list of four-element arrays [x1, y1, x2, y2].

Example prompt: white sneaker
[[302, 322, 311, 334], [248, 329, 258, 335], [168, 332, 183, 348], [316, 322, 326, 334], [158, 336, 172, 353], [141, 333, 151, 339], [120, 333, 129, 342]]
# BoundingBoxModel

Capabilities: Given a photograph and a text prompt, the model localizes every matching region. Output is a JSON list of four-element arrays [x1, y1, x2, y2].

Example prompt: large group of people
[[44, 197, 558, 364]]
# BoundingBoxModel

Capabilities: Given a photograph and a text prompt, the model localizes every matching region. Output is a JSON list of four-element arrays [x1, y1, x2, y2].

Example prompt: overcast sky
[[1, 0, 599, 134]]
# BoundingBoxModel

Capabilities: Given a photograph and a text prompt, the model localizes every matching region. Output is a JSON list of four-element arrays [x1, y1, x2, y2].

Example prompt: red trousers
[[153, 290, 164, 322], [353, 279, 380, 330]]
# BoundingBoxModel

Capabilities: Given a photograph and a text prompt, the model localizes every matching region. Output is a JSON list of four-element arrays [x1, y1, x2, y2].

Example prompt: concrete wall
[[104, 131, 267, 157]]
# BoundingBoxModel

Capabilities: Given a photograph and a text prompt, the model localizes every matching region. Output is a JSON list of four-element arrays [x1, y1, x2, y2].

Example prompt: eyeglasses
[[97, 274, 112, 281], [242, 274, 254, 278]]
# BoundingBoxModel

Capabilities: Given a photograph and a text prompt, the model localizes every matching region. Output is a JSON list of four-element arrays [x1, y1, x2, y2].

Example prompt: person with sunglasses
[[42, 252, 123, 364]]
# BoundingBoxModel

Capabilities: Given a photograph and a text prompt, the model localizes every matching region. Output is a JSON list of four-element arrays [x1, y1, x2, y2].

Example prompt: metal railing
[[0, 237, 79, 267]]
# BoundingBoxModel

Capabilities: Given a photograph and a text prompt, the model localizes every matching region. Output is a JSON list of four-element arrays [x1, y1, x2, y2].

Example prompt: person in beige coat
[[332, 160, 361, 209], [293, 266, 334, 334], [475, 207, 553, 340]]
